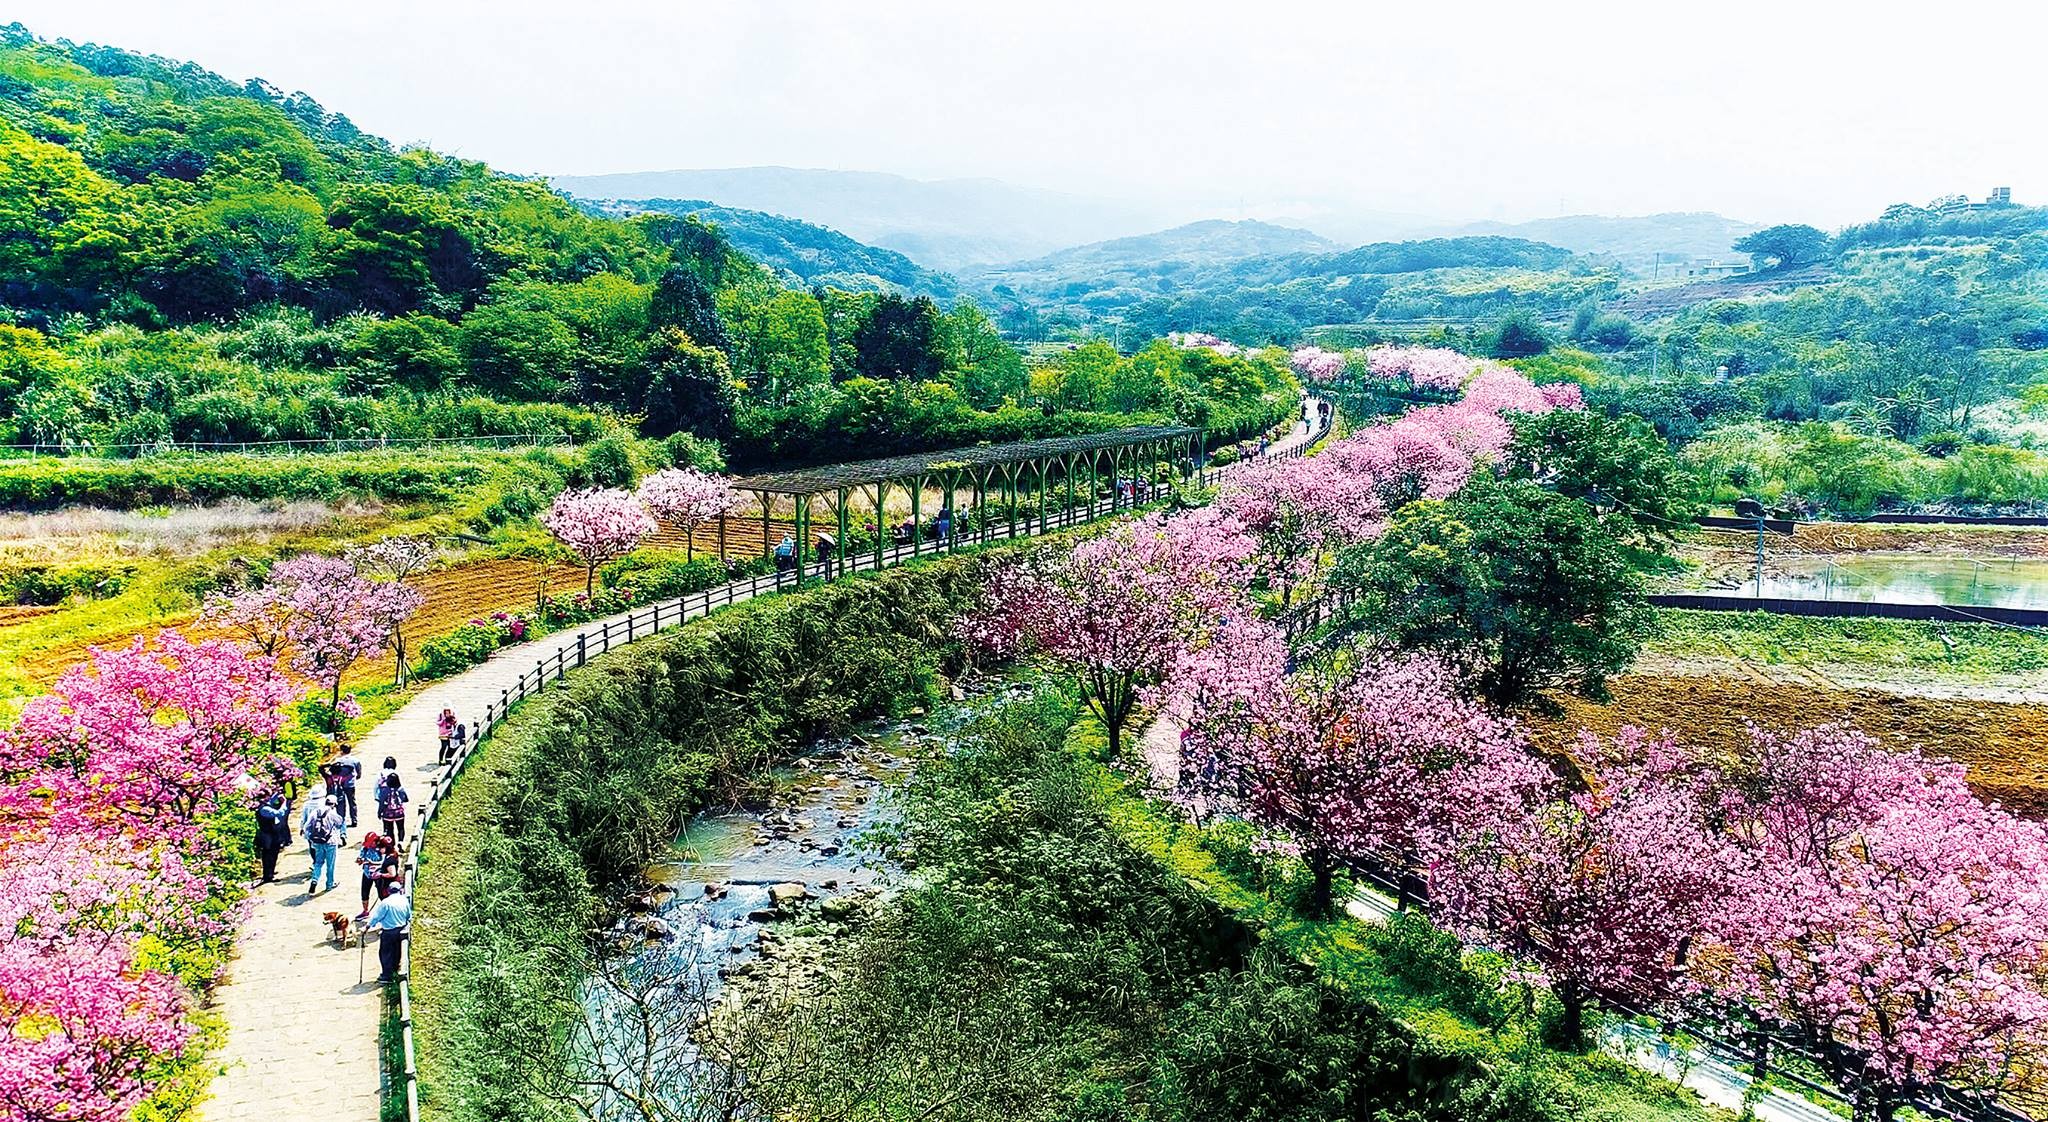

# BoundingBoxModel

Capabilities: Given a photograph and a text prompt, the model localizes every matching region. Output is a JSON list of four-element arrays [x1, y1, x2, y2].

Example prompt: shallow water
[[1735, 552, 2048, 610], [578, 679, 1031, 1109]]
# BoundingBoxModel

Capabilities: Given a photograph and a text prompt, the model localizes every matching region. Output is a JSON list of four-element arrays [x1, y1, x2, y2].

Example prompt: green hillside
[[592, 197, 960, 301], [0, 26, 1292, 468]]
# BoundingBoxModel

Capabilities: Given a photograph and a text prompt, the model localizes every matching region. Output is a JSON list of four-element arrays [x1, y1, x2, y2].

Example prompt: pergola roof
[[730, 425, 1201, 497]]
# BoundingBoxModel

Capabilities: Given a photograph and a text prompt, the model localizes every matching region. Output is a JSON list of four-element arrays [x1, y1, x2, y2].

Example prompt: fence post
[[577, 634, 586, 667]]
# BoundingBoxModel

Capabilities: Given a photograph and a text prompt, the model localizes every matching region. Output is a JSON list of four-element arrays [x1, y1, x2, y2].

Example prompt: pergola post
[[911, 475, 924, 558], [717, 509, 728, 562], [1064, 453, 1077, 525], [757, 492, 772, 561], [792, 495, 808, 586], [1037, 461, 1048, 535], [836, 487, 849, 578], [872, 481, 888, 570]]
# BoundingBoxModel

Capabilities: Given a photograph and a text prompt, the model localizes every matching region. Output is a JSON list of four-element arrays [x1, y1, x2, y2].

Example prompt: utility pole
[[1735, 496, 1766, 597]]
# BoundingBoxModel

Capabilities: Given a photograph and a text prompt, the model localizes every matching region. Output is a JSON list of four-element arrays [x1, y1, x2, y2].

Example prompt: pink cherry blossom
[[1288, 345, 1347, 384], [637, 468, 740, 560], [542, 487, 658, 594]]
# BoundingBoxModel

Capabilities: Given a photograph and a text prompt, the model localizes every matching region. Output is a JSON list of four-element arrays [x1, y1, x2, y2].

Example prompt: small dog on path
[[322, 911, 352, 946]]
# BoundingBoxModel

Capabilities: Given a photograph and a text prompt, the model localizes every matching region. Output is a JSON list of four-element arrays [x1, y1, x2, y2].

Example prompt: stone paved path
[[200, 594, 669, 1121], [199, 399, 1326, 1121]]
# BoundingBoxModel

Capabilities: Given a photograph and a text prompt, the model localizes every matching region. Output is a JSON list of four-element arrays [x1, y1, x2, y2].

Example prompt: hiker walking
[[363, 883, 413, 984], [376, 773, 411, 845], [449, 719, 469, 762], [436, 708, 457, 763], [305, 796, 347, 895], [330, 744, 363, 827], [254, 793, 292, 884], [355, 832, 388, 919]]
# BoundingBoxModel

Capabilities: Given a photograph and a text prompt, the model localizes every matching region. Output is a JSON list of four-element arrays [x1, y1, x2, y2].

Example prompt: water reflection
[[1741, 552, 2048, 609]]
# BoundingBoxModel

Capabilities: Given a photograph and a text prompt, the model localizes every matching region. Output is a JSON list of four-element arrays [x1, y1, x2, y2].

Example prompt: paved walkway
[[201, 594, 668, 1120]]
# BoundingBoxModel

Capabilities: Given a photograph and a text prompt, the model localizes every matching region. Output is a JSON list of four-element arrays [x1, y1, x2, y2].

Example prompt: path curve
[[200, 398, 1328, 1121]]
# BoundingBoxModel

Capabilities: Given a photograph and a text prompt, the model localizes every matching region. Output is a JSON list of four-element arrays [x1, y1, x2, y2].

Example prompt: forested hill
[[0, 24, 693, 325], [590, 198, 961, 301], [0, 26, 1301, 468], [980, 233, 1585, 341]]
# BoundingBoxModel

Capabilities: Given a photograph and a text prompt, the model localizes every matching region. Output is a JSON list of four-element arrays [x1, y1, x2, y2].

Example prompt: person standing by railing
[[363, 883, 412, 984]]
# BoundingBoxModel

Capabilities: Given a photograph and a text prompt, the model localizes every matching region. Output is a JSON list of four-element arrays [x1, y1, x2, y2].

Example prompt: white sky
[[9, 0, 2043, 228]]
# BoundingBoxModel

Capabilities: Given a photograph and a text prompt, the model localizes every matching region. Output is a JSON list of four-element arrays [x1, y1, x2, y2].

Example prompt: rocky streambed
[[597, 679, 1025, 1014]]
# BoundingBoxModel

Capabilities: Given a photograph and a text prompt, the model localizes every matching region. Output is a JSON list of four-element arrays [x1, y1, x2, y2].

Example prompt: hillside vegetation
[[0, 26, 1291, 471]]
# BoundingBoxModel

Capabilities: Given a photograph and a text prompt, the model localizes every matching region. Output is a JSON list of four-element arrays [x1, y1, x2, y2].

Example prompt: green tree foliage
[[940, 301, 1026, 407], [639, 328, 737, 439], [1732, 223, 1832, 271], [1503, 408, 1699, 546], [850, 293, 946, 381], [1333, 475, 1649, 710], [647, 265, 729, 353], [1487, 312, 1553, 359]]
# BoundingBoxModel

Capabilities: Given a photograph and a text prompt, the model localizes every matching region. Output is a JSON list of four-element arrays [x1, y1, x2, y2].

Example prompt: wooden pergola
[[723, 425, 1203, 578]]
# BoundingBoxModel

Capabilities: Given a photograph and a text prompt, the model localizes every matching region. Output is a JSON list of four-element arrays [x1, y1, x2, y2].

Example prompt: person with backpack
[[376, 773, 411, 845], [449, 719, 469, 762], [436, 708, 457, 763], [354, 832, 387, 919], [254, 792, 292, 884], [305, 796, 347, 895], [330, 744, 363, 827]]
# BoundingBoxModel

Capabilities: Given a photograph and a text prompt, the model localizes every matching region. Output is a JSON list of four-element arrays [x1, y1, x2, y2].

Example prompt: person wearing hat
[[304, 795, 347, 895]]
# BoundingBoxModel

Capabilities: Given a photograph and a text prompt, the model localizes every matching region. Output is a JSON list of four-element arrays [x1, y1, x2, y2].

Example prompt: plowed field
[[1534, 674, 2048, 817]]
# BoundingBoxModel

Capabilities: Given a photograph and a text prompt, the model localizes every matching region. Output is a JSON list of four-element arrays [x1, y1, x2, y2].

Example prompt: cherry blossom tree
[[5, 631, 295, 826], [1701, 726, 2048, 1122], [971, 517, 1249, 761], [1364, 345, 1477, 393], [1216, 457, 1379, 603], [1430, 728, 1734, 1049], [543, 487, 658, 594], [1174, 626, 1544, 915], [636, 467, 739, 560], [347, 535, 436, 687], [1289, 345, 1348, 384], [0, 632, 295, 1121]]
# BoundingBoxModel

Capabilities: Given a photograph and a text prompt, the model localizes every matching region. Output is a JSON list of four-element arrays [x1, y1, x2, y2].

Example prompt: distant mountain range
[[551, 166, 1190, 272], [589, 198, 960, 300], [1439, 212, 1761, 266], [969, 219, 1337, 290]]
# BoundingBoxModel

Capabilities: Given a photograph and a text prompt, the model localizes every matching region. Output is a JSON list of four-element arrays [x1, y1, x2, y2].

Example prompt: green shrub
[[598, 550, 725, 601], [417, 624, 504, 680]]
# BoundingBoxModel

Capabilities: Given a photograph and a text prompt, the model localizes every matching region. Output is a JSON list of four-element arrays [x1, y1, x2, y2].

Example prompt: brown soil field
[[0, 605, 60, 630], [1533, 674, 2048, 818], [13, 555, 587, 691]]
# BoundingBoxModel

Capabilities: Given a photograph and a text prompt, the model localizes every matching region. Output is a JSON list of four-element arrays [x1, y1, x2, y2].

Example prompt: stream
[[583, 678, 1029, 1109]]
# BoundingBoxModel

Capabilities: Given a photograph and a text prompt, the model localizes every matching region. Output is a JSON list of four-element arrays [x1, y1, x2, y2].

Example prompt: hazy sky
[[9, 0, 2041, 228]]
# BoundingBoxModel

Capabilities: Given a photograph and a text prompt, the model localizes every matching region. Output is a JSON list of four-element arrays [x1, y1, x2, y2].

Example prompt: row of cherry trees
[[974, 347, 2048, 1122], [542, 467, 742, 594], [0, 464, 755, 1119]]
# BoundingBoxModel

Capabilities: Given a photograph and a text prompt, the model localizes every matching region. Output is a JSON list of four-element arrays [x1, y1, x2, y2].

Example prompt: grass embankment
[[409, 554, 1000, 1122], [1646, 607, 2048, 681]]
